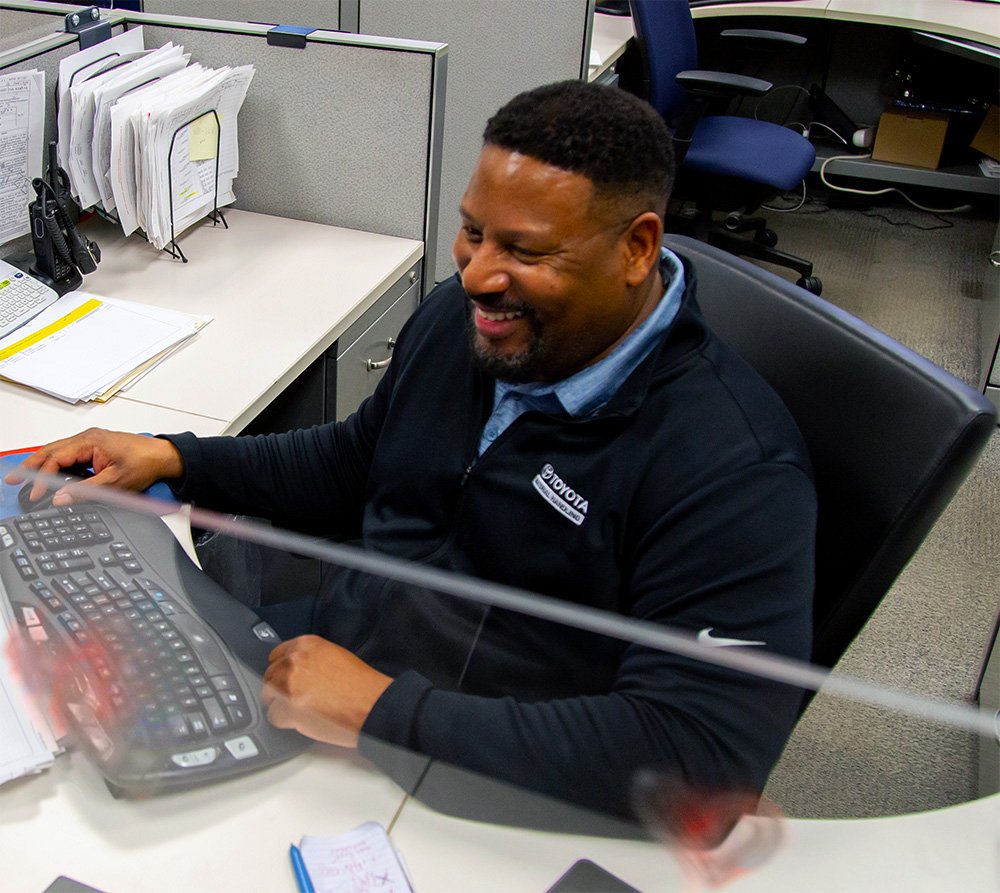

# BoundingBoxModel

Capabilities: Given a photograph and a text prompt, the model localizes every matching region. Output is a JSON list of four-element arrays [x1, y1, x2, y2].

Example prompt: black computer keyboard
[[0, 502, 308, 797]]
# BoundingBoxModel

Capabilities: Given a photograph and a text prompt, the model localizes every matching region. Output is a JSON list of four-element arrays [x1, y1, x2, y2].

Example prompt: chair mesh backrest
[[628, 0, 698, 123], [665, 235, 996, 667]]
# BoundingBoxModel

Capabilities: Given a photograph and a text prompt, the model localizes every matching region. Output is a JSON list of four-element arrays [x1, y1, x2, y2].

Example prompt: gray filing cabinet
[[235, 260, 422, 603], [242, 261, 421, 435]]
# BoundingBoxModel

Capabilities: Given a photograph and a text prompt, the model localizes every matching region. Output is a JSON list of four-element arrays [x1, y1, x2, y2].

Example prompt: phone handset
[[28, 142, 101, 294]]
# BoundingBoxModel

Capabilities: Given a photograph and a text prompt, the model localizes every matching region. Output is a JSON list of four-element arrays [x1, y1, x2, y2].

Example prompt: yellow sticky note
[[188, 114, 220, 162]]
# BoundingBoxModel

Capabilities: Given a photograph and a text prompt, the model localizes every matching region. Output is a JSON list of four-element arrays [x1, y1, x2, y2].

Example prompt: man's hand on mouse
[[4, 428, 185, 506]]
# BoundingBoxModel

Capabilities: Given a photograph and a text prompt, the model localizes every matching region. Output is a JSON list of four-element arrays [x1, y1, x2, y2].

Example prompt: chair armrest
[[720, 28, 808, 48], [676, 69, 773, 99]]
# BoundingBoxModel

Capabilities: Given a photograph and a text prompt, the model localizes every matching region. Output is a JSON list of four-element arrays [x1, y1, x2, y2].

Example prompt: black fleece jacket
[[163, 256, 816, 819]]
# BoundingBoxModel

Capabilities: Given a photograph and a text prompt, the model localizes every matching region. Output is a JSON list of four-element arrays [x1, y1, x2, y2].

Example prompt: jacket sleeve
[[154, 286, 451, 535], [358, 460, 816, 822], [160, 356, 394, 536]]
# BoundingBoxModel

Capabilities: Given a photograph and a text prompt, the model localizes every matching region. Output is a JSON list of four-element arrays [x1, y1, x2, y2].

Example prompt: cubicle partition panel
[[132, 20, 441, 250], [0, 11, 57, 50], [119, 0, 596, 284], [142, 0, 345, 31], [0, 33, 94, 145], [0, 4, 446, 298], [0, 1, 96, 55], [359, 0, 595, 283]]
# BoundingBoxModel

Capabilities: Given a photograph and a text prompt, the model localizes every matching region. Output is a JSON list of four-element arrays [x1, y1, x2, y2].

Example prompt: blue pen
[[289, 843, 315, 893]]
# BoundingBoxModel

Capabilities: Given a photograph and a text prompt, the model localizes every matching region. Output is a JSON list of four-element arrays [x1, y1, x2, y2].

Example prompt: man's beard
[[465, 306, 547, 383]]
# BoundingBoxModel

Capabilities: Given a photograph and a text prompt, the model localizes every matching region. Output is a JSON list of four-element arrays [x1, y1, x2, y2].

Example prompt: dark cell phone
[[545, 859, 641, 893], [43, 877, 109, 893]]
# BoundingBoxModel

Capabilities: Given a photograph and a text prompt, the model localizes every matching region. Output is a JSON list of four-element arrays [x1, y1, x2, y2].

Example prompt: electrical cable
[[819, 153, 975, 215], [862, 210, 954, 231], [805, 120, 849, 145], [761, 179, 807, 212]]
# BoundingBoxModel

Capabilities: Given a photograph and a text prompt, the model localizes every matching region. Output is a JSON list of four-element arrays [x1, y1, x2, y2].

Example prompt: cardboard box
[[972, 105, 999, 162], [871, 108, 949, 170]]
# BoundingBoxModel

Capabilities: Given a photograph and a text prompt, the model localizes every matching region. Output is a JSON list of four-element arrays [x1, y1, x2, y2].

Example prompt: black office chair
[[664, 234, 997, 670], [628, 0, 823, 294]]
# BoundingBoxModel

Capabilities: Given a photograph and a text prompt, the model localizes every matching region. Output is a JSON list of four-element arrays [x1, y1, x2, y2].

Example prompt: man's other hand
[[261, 635, 393, 748]]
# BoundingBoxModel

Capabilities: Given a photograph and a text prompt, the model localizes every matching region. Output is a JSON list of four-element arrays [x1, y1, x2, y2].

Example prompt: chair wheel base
[[756, 228, 778, 248], [797, 276, 823, 295]]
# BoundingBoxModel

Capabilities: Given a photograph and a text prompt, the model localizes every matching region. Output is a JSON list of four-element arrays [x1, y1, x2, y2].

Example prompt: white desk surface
[[825, 0, 1000, 46], [0, 388, 223, 454], [0, 210, 422, 453], [82, 210, 422, 435], [0, 744, 408, 893], [589, 12, 635, 81], [691, 0, 831, 20], [589, 0, 999, 87], [691, 0, 1000, 46], [391, 792, 1000, 892]]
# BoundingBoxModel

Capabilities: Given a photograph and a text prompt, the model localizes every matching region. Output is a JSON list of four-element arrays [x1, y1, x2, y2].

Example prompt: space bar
[[170, 614, 234, 677]]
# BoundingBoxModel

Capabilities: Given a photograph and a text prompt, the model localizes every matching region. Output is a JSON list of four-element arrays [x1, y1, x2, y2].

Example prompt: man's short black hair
[[483, 80, 674, 215]]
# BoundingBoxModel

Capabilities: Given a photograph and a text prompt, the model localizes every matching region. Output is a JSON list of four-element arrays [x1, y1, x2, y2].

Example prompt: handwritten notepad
[[300, 822, 414, 893]]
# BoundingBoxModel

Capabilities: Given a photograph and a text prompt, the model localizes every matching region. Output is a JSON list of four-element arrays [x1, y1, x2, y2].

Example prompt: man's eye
[[463, 226, 482, 242], [511, 246, 543, 260]]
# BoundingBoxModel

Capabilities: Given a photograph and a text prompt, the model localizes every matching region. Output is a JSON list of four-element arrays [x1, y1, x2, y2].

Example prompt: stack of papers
[[0, 595, 61, 787], [58, 27, 255, 249], [0, 291, 210, 404]]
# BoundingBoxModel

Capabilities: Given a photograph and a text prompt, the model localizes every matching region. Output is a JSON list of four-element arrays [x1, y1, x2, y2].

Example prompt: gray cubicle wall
[[0, 9, 57, 50], [0, 23, 126, 146], [358, 0, 594, 283], [142, 0, 346, 30], [0, 2, 446, 297], [141, 0, 595, 284]]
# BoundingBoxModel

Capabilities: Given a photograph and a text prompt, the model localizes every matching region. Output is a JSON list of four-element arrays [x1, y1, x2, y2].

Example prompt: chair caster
[[755, 228, 778, 248], [797, 276, 822, 295]]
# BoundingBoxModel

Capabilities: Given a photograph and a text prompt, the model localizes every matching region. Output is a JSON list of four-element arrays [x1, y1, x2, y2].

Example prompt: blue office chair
[[628, 0, 822, 294]]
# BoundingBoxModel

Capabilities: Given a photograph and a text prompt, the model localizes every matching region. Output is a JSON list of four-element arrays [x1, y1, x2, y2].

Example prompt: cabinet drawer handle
[[366, 337, 396, 371]]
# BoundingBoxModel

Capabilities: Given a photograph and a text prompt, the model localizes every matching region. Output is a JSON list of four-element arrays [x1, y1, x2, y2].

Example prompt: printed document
[[0, 291, 210, 404], [57, 26, 145, 178], [0, 70, 45, 245]]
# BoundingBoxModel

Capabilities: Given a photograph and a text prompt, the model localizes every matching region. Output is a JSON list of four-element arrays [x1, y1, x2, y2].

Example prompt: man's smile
[[471, 300, 531, 340], [477, 308, 525, 322]]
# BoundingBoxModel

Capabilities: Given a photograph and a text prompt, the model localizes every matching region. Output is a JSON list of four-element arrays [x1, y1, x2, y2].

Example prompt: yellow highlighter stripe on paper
[[0, 298, 103, 362]]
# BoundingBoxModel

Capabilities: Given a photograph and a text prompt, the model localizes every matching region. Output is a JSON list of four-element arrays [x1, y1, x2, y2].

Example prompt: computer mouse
[[17, 465, 95, 513]]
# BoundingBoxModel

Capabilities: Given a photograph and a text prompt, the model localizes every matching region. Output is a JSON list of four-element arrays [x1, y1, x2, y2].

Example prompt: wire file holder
[[90, 108, 228, 261], [164, 108, 228, 263]]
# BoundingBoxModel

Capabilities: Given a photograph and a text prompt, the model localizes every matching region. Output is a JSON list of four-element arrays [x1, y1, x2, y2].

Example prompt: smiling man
[[9, 81, 816, 823]]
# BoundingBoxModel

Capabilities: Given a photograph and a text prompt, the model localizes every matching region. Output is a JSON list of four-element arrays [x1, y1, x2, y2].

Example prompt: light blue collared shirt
[[478, 248, 685, 456]]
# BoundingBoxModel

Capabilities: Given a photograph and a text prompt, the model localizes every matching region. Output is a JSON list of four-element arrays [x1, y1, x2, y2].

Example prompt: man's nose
[[460, 243, 510, 296]]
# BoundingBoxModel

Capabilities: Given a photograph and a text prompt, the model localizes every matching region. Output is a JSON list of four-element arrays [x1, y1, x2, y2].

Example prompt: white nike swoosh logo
[[697, 627, 766, 648]]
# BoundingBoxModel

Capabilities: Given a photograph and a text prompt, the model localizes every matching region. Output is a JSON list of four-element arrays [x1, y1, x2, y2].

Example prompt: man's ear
[[622, 211, 664, 287]]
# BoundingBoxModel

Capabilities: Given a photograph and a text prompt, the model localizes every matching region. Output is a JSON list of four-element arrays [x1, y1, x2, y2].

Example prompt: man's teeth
[[479, 309, 524, 322]]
